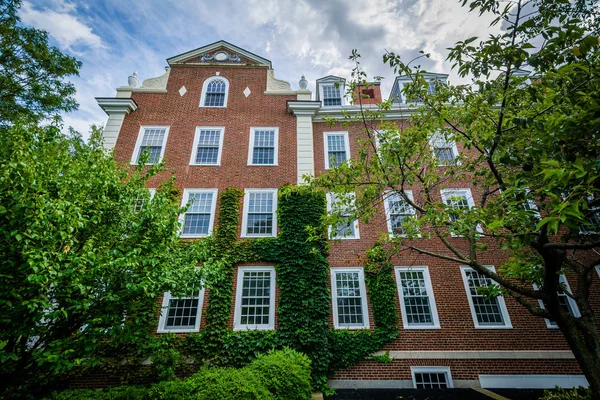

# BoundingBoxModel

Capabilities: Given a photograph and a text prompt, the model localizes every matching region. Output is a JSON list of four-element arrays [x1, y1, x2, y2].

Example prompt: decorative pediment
[[167, 41, 272, 68]]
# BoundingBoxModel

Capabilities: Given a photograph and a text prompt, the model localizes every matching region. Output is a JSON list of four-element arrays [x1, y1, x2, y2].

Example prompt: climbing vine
[[94, 185, 399, 391]]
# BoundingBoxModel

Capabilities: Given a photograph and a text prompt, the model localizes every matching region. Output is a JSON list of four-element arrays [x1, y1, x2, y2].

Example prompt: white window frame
[[460, 266, 512, 329], [241, 189, 278, 238], [233, 266, 276, 331], [324, 131, 351, 170], [395, 266, 440, 329], [440, 188, 482, 236], [330, 267, 370, 330], [130, 126, 170, 165], [411, 366, 454, 389], [189, 127, 225, 166], [536, 274, 581, 329], [157, 287, 205, 333], [320, 83, 345, 107], [430, 132, 459, 166], [179, 188, 218, 238], [247, 127, 279, 166], [383, 190, 418, 237], [326, 192, 360, 240], [199, 76, 230, 108]]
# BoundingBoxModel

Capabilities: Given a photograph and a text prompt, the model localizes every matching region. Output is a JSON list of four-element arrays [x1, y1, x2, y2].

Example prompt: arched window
[[200, 76, 229, 107]]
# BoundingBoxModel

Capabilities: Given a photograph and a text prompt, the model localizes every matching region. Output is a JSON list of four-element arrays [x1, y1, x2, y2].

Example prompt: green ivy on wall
[[149, 186, 399, 391]]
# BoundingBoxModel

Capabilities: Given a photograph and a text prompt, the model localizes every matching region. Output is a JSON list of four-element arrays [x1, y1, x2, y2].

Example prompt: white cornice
[[167, 40, 272, 68], [287, 101, 321, 116], [95, 98, 138, 115], [313, 103, 419, 121]]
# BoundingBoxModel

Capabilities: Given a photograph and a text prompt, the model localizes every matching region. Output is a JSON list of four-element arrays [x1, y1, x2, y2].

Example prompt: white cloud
[[20, 1, 105, 52]]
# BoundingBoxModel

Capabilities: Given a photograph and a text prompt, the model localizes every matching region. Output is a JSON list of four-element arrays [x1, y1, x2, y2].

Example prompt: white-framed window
[[233, 266, 276, 331], [395, 266, 440, 329], [384, 190, 417, 237], [430, 132, 459, 166], [326, 192, 359, 240], [411, 367, 453, 389], [331, 268, 369, 329], [241, 189, 278, 238], [131, 126, 170, 165], [536, 274, 581, 329], [460, 266, 512, 329], [440, 188, 481, 236], [134, 188, 156, 212], [190, 127, 224, 165], [322, 84, 343, 106], [180, 189, 218, 238], [581, 195, 600, 234], [200, 76, 229, 108], [157, 287, 205, 333], [248, 127, 279, 166], [324, 131, 350, 170]]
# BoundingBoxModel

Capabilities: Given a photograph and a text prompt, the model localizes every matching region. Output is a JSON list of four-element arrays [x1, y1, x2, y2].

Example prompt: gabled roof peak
[[167, 40, 272, 68]]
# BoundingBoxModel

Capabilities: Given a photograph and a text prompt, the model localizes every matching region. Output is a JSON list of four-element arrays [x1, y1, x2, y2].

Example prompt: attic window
[[200, 76, 229, 108], [323, 85, 342, 106], [361, 89, 374, 99]]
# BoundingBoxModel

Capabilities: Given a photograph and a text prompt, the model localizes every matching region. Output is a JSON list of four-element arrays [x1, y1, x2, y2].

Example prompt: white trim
[[383, 190, 418, 238], [395, 266, 440, 329], [157, 287, 205, 333], [440, 188, 482, 236], [190, 127, 225, 166], [323, 131, 351, 170], [247, 127, 279, 166], [130, 126, 170, 165], [411, 366, 454, 389], [148, 188, 156, 198], [460, 266, 512, 329], [179, 189, 218, 238], [326, 192, 360, 240], [233, 266, 276, 331], [330, 267, 370, 330], [241, 189, 278, 238], [536, 275, 581, 329], [199, 76, 230, 108], [479, 374, 588, 389]]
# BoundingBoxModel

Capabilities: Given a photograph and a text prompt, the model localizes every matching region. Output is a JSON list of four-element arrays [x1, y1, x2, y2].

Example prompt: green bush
[[50, 386, 147, 400], [189, 367, 273, 400], [541, 387, 591, 400], [147, 380, 195, 400], [248, 348, 312, 400]]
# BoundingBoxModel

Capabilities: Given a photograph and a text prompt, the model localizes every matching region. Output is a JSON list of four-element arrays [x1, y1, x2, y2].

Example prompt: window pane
[[196, 130, 221, 164], [246, 192, 274, 235], [204, 79, 226, 106], [137, 128, 166, 164], [445, 192, 470, 222], [335, 272, 364, 325], [240, 271, 271, 326], [415, 372, 448, 389], [165, 297, 199, 328], [466, 270, 504, 325], [387, 193, 415, 235], [252, 130, 275, 165], [323, 85, 342, 106], [183, 192, 213, 235], [398, 271, 433, 325], [327, 135, 347, 168], [435, 147, 456, 165]]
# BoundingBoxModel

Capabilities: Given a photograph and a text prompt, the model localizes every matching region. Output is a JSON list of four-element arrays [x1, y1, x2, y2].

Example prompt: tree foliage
[[315, 0, 600, 396], [0, 0, 81, 125], [0, 123, 204, 398]]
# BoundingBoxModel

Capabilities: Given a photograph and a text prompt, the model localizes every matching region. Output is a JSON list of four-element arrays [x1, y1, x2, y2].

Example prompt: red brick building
[[96, 41, 599, 391]]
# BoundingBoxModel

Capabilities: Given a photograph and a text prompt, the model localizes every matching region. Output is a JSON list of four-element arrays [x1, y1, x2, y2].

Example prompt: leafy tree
[[0, 123, 204, 398], [0, 0, 81, 125], [315, 0, 600, 395]]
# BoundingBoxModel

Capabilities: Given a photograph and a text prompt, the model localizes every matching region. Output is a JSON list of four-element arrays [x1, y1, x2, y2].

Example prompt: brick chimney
[[352, 82, 382, 104]]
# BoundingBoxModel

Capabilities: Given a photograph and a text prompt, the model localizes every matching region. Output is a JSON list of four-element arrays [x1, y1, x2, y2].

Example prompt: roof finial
[[128, 72, 139, 88], [298, 75, 308, 90]]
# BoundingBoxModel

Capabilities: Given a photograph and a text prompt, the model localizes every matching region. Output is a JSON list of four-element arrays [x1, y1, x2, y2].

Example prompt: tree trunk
[[560, 317, 600, 399]]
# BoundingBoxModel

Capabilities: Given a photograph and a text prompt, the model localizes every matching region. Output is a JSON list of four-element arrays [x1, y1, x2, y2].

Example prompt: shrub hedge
[[48, 349, 311, 400]]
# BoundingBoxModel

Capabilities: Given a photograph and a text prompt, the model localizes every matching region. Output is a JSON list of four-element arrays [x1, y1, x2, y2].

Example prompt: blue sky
[[20, 0, 502, 136]]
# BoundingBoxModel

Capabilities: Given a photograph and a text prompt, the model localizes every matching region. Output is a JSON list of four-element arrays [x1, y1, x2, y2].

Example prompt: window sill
[[473, 324, 513, 330], [334, 325, 370, 330], [199, 106, 227, 108], [157, 328, 199, 334], [181, 234, 211, 239], [247, 164, 279, 167], [189, 163, 221, 166], [233, 326, 274, 331], [403, 325, 441, 330]]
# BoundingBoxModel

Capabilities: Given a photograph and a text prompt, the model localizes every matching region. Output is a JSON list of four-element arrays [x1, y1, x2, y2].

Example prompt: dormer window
[[323, 85, 342, 106], [200, 76, 229, 108]]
